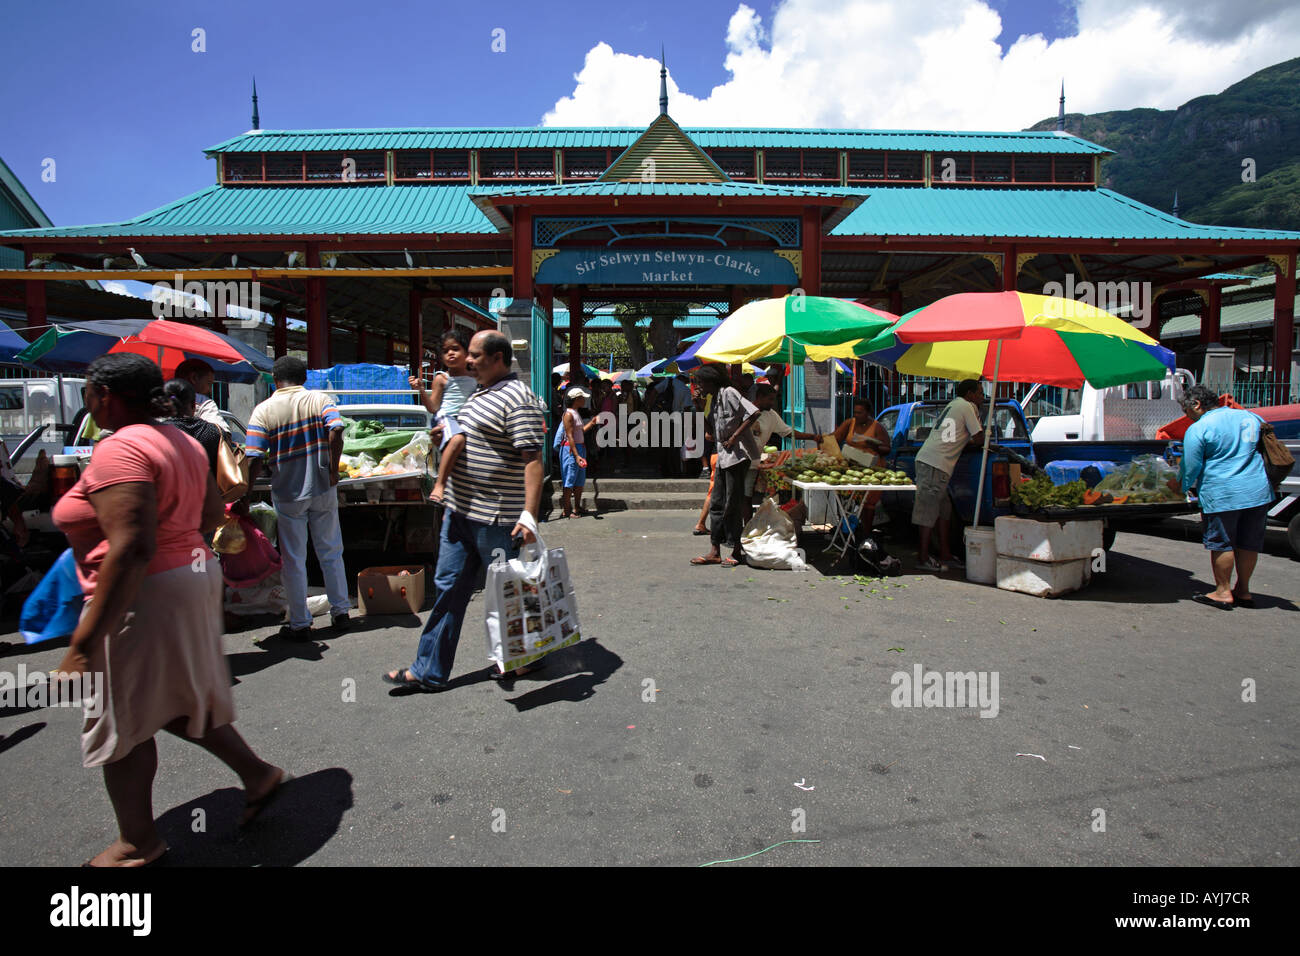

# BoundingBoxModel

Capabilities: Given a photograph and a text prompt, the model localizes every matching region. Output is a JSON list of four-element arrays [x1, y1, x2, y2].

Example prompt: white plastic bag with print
[[484, 512, 582, 672], [741, 497, 808, 571]]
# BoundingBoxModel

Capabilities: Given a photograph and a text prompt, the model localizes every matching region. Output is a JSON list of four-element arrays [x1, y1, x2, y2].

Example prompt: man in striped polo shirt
[[384, 330, 546, 692], [244, 355, 351, 639]]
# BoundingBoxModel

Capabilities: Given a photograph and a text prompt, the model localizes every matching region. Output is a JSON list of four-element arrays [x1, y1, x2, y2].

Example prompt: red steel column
[[24, 274, 47, 330], [304, 244, 328, 368], [1273, 253, 1297, 404], [512, 208, 533, 303], [356, 324, 368, 362], [800, 208, 821, 295], [385, 335, 395, 364], [1003, 246, 1018, 292], [408, 289, 424, 378], [1201, 287, 1222, 345]]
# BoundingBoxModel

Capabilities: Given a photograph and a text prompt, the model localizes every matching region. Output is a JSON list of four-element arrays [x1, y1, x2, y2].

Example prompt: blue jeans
[[275, 487, 351, 629], [409, 510, 518, 685]]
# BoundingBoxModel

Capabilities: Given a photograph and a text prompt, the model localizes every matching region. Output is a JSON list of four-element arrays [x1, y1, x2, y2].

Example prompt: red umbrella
[[107, 320, 248, 378]]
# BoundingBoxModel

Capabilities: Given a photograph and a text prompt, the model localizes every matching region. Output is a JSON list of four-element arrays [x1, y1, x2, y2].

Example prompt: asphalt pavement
[[1, 511, 1296, 866]]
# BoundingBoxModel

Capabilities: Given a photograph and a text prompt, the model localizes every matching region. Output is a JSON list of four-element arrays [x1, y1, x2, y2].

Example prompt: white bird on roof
[[231, 254, 239, 268], [102, 257, 113, 270], [326, 254, 338, 269], [27, 254, 50, 269], [127, 247, 148, 269], [404, 248, 414, 268], [287, 251, 301, 268]]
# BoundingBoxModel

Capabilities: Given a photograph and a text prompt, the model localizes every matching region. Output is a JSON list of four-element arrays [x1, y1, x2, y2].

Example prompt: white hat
[[566, 386, 590, 400]]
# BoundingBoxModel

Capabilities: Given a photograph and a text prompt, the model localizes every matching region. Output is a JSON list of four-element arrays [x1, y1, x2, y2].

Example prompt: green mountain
[[1027, 57, 1300, 231]]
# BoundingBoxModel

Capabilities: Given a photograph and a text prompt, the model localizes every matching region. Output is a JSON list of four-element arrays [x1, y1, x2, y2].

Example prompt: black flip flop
[[692, 528, 709, 536], [1192, 594, 1234, 610], [382, 670, 446, 692], [1232, 595, 1257, 609], [491, 660, 545, 681], [240, 771, 295, 829]]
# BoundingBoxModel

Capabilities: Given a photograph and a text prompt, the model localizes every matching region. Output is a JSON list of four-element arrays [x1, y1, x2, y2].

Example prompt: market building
[[3, 77, 1299, 426]]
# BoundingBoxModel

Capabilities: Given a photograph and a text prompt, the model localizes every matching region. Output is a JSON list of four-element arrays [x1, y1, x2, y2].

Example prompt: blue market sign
[[534, 248, 798, 286]]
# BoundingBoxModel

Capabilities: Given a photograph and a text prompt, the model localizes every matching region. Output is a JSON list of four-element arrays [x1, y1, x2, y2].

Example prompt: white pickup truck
[[290, 390, 441, 554], [1025, 370, 1300, 557]]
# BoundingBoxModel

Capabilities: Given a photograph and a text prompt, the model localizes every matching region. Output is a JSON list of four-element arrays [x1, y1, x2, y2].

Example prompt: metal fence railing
[[1202, 380, 1299, 408]]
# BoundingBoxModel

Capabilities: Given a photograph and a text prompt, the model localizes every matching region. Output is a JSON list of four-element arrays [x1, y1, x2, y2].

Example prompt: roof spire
[[659, 45, 668, 116], [1057, 80, 1065, 132], [1172, 189, 1180, 219], [252, 76, 260, 130]]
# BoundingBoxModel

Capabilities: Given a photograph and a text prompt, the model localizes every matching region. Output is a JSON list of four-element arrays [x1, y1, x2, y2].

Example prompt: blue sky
[[0, 0, 1290, 231]]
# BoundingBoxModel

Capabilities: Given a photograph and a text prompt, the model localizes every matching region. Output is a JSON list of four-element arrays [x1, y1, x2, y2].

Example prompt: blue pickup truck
[[873, 398, 1195, 551], [875, 398, 1035, 528]]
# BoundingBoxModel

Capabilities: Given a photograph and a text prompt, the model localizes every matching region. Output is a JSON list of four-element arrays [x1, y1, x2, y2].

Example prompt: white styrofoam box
[[997, 555, 1092, 597], [995, 516, 1103, 563]]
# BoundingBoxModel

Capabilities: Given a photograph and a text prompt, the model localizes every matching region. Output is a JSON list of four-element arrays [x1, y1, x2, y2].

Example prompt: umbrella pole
[[973, 340, 1002, 528]]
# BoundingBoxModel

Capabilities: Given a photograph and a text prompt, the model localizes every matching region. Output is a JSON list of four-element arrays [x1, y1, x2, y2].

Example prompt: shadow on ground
[[148, 767, 354, 866]]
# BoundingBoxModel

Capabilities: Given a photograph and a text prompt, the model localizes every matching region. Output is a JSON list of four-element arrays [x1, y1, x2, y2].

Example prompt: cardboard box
[[995, 516, 1102, 563], [358, 565, 426, 615], [996, 555, 1092, 598]]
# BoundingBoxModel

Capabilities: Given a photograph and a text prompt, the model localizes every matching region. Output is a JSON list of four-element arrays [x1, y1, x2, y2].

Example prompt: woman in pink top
[[52, 354, 287, 867]]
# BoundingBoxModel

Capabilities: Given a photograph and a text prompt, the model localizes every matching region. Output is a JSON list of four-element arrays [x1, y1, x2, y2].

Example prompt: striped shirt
[[245, 385, 343, 501], [443, 374, 546, 524]]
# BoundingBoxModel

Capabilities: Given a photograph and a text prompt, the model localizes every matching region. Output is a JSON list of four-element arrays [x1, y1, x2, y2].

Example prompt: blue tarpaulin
[[306, 364, 415, 405]]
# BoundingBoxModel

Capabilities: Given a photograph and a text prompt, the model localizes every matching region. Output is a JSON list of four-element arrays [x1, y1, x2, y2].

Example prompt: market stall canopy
[[861, 291, 1174, 389], [692, 296, 897, 365], [0, 318, 31, 364], [16, 319, 274, 382]]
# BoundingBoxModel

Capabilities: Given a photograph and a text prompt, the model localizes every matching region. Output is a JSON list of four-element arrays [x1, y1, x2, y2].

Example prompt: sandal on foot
[[721, 557, 743, 568], [240, 771, 294, 829], [382, 669, 447, 692], [1192, 593, 1234, 610], [690, 555, 722, 565]]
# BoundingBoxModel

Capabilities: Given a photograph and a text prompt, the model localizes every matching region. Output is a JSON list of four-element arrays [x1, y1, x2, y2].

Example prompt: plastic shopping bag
[[741, 497, 808, 571], [484, 512, 582, 672], [19, 548, 84, 644]]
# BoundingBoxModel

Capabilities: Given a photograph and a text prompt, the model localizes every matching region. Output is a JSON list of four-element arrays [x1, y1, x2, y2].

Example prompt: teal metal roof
[[7, 183, 1300, 244], [205, 127, 1111, 155], [1162, 291, 1298, 339], [469, 182, 859, 199], [829, 187, 1300, 240], [0, 184, 497, 238]]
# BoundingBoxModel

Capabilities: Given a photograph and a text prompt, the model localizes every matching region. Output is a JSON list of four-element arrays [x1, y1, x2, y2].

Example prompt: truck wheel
[[1289, 514, 1300, 559], [1102, 526, 1117, 552]]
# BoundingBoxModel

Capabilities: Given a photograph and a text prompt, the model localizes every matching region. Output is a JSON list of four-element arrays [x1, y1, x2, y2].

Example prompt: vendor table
[[792, 480, 917, 560]]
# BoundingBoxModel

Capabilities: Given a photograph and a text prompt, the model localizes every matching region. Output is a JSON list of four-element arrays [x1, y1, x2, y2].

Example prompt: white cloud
[[541, 0, 1300, 130]]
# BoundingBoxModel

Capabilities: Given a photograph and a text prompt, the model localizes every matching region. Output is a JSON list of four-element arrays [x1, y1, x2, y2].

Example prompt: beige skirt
[[81, 561, 235, 768]]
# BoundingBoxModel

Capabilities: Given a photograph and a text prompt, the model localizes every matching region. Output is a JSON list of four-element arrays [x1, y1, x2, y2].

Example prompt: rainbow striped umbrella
[[860, 291, 1175, 527], [691, 296, 897, 365], [860, 291, 1174, 388]]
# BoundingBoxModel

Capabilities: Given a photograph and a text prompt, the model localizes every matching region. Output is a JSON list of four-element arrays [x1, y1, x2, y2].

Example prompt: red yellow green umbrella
[[861, 291, 1176, 526], [861, 291, 1174, 388], [691, 295, 898, 365]]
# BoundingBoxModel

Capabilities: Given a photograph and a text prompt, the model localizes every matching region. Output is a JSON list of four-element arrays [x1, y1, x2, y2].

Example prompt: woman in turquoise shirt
[[1179, 386, 1275, 609]]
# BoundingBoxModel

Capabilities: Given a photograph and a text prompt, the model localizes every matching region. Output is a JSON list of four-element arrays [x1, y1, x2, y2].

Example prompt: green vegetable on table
[[1010, 474, 1086, 509]]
